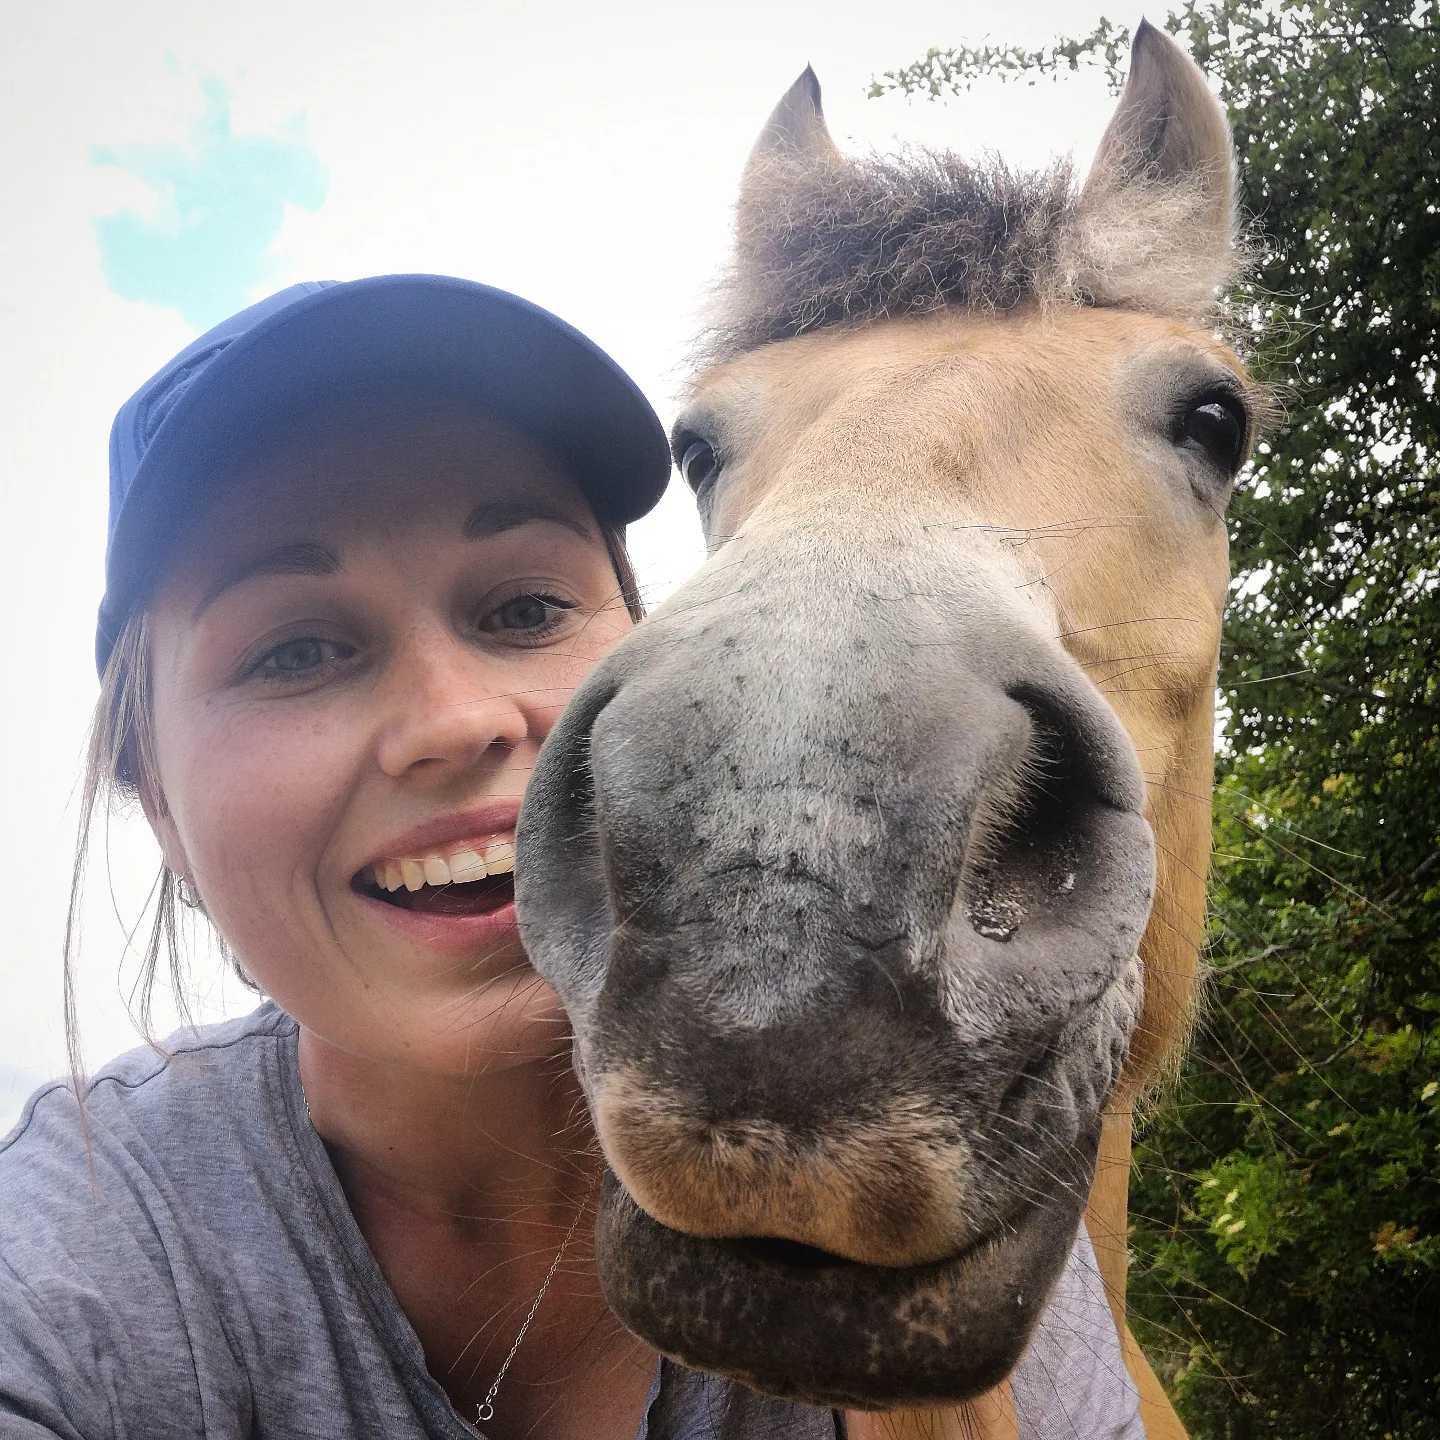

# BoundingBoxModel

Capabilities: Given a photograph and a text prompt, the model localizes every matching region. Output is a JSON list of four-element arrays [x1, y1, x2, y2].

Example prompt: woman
[[0, 274, 841, 1440]]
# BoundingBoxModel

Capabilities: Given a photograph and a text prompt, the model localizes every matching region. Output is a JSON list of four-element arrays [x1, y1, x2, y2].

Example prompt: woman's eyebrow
[[192, 541, 341, 619], [190, 502, 592, 620], [462, 499, 596, 543]]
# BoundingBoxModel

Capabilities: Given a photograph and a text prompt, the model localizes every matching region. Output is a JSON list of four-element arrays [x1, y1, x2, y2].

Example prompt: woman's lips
[[349, 824, 519, 957], [365, 836, 516, 894], [355, 881, 520, 952], [363, 804, 522, 875]]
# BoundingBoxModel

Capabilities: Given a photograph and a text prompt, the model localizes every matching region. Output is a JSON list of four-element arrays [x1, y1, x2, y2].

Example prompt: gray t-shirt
[[0, 1004, 1142, 1438]]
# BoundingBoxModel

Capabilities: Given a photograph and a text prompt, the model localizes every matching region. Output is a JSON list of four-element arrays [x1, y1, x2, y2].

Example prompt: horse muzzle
[[515, 527, 1155, 1402]]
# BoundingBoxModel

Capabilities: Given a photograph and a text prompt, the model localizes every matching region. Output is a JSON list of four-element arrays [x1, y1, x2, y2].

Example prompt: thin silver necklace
[[299, 1081, 591, 1435], [471, 1195, 589, 1430]]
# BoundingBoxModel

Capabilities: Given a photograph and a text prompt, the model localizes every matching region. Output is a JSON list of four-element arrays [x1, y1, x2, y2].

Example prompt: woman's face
[[146, 398, 633, 1075]]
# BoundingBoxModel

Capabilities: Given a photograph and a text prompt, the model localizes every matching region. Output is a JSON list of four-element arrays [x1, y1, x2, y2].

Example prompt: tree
[[876, 4, 1440, 1434]]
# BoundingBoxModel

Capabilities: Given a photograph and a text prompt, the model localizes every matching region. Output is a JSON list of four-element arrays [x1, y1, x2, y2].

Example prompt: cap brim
[[98, 275, 671, 670]]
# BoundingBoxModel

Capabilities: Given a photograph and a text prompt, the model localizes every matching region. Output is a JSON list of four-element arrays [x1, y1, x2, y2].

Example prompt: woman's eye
[[679, 439, 719, 494], [1177, 394, 1248, 476], [251, 637, 353, 681], [480, 592, 578, 639]]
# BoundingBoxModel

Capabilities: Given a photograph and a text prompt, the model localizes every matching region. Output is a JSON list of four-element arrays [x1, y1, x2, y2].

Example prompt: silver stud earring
[[176, 874, 203, 910]]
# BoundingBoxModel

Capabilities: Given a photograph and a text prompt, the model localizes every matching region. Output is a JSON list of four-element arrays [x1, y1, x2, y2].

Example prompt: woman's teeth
[[371, 840, 515, 893]]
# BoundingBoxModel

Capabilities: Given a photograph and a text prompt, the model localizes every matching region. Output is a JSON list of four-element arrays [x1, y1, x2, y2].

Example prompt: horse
[[518, 21, 1262, 1439]]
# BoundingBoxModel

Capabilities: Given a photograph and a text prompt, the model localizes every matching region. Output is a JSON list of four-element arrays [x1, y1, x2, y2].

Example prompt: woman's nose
[[375, 630, 531, 781]]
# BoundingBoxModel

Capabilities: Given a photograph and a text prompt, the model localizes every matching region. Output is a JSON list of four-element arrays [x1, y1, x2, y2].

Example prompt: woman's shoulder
[[0, 1000, 303, 1277], [0, 1000, 509, 1440], [2, 1002, 295, 1157]]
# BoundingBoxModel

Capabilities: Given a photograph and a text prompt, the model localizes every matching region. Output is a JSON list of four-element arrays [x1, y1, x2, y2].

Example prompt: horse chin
[[594, 1167, 1082, 1410]]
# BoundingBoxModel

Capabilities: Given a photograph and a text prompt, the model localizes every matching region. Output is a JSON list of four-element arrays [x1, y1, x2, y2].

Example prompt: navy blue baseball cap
[[97, 274, 672, 675]]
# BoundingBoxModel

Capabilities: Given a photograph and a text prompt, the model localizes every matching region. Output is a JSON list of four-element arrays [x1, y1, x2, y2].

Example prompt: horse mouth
[[731, 1235, 853, 1269], [594, 1166, 1079, 1410]]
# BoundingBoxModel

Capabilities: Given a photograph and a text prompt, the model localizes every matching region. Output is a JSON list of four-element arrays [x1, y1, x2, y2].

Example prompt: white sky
[[1, 0, 1124, 1126]]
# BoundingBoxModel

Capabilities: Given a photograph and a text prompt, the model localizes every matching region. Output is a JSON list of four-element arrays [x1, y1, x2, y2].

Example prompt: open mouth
[[731, 1236, 853, 1270], [352, 870, 516, 917]]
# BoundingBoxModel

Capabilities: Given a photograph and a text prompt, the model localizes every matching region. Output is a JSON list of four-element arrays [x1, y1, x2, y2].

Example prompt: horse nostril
[[961, 688, 1114, 945]]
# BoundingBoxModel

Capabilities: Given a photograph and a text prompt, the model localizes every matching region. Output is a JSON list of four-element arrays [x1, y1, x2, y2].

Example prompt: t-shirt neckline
[[263, 1005, 665, 1439]]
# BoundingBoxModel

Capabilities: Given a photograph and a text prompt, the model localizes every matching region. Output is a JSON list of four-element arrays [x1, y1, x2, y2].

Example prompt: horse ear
[[745, 66, 841, 177], [1080, 19, 1235, 247]]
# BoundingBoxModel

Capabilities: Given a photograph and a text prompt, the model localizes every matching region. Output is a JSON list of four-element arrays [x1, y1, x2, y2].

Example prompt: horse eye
[[680, 439, 719, 494], [1178, 394, 1248, 475]]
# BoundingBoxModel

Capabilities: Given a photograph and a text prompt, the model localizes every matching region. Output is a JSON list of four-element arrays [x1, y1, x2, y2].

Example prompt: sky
[[0, 0, 1130, 1128]]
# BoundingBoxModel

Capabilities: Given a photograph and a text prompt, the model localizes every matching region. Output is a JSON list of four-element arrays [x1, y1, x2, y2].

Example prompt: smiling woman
[[0, 275, 780, 1440]]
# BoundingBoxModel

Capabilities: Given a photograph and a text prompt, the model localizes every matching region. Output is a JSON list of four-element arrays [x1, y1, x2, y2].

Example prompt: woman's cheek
[[170, 696, 360, 940], [541, 606, 634, 694]]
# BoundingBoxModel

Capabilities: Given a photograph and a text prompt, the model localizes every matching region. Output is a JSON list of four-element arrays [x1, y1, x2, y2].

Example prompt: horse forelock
[[696, 143, 1248, 371]]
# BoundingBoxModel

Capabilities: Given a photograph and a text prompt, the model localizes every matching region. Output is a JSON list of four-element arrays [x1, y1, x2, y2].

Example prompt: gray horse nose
[[539, 640, 1143, 966]]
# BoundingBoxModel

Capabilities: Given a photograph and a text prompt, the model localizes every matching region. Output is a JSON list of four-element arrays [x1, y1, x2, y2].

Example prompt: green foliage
[[878, 3, 1440, 1434], [1141, 742, 1440, 1435]]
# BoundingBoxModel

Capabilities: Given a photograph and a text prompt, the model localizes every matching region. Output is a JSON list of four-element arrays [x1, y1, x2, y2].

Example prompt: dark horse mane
[[696, 143, 1243, 369]]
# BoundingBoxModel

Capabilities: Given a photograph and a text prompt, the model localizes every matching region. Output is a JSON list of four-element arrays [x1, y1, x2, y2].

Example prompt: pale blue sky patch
[[92, 76, 327, 329]]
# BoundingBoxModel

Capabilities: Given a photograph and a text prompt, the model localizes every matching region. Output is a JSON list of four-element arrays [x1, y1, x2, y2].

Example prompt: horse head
[[518, 20, 1262, 1414]]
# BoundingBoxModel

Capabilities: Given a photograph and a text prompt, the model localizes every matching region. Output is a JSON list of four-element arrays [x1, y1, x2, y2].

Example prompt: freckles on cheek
[[553, 641, 617, 694], [574, 608, 635, 670], [519, 615, 633, 722]]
